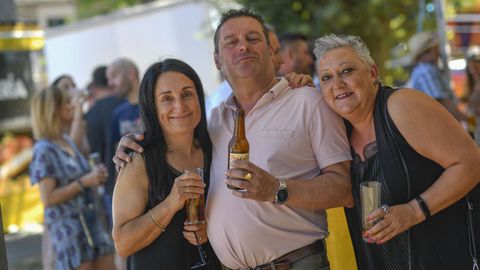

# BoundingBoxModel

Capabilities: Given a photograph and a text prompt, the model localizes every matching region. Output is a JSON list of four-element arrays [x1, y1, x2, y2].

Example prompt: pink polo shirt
[[206, 78, 351, 269]]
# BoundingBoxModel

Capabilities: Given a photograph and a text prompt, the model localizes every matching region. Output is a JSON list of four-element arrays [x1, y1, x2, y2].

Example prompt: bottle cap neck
[[233, 109, 246, 137]]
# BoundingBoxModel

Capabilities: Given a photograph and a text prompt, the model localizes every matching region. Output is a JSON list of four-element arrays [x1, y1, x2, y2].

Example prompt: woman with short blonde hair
[[31, 85, 69, 140], [30, 86, 115, 270]]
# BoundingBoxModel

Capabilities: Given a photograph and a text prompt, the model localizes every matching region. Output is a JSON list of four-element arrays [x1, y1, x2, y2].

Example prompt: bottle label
[[229, 153, 249, 169], [228, 153, 249, 191]]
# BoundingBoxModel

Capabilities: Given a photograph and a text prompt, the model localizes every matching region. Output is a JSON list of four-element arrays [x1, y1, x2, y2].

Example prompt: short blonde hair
[[31, 86, 70, 140]]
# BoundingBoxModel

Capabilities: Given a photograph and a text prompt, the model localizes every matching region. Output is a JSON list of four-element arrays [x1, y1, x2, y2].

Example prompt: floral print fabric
[[30, 135, 113, 270]]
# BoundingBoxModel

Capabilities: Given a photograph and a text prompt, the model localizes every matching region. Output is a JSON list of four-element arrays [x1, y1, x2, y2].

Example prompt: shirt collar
[[221, 77, 290, 112]]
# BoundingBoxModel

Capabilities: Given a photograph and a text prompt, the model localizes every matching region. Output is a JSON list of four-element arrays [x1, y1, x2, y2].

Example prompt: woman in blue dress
[[29, 85, 115, 270]]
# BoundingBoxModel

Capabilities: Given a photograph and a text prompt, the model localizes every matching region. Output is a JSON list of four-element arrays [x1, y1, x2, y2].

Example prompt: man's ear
[[214, 53, 221, 70]]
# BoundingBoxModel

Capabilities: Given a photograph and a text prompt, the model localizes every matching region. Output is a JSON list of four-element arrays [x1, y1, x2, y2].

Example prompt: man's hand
[[225, 160, 279, 202], [113, 133, 144, 171], [284, 72, 315, 88]]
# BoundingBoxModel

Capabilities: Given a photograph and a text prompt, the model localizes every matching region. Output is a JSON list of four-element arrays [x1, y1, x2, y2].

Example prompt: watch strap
[[275, 178, 288, 205]]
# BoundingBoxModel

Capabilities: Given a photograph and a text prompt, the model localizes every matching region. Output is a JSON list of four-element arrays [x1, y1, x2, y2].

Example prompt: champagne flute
[[185, 168, 206, 225], [184, 168, 209, 269], [191, 232, 208, 269]]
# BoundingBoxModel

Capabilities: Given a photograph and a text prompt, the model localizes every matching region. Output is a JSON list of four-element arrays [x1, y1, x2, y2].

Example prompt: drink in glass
[[88, 152, 104, 195], [360, 181, 381, 241], [185, 168, 205, 225]]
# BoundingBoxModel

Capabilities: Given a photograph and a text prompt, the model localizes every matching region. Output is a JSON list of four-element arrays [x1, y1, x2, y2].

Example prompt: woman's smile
[[336, 92, 354, 100]]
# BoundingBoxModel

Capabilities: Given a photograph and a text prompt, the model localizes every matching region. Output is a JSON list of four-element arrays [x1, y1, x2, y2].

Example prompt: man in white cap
[[407, 31, 466, 121]]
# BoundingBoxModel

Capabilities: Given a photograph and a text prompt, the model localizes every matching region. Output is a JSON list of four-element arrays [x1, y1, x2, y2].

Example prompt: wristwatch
[[275, 178, 288, 205]]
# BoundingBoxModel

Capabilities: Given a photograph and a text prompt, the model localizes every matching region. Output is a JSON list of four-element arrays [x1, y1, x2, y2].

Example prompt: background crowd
[[24, 5, 480, 270]]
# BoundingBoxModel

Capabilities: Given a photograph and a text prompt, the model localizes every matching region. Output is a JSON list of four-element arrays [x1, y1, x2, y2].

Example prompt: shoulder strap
[[374, 85, 413, 269], [467, 194, 479, 268], [373, 85, 411, 201], [381, 87, 411, 200]]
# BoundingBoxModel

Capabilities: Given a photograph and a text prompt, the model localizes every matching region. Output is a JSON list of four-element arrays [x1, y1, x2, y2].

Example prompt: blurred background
[[1, 0, 480, 269]]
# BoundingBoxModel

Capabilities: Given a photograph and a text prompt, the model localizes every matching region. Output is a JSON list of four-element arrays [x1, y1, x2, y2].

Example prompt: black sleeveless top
[[127, 161, 221, 270], [346, 85, 480, 270]]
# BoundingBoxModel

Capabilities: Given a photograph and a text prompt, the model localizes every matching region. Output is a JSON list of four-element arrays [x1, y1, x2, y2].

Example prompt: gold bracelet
[[149, 210, 166, 232]]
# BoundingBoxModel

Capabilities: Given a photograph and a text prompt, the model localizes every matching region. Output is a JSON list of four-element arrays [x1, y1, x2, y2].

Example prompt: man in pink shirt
[[207, 9, 352, 270], [113, 9, 353, 270]]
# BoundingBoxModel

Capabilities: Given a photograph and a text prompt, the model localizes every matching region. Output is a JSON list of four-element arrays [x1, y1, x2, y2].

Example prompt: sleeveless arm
[[112, 153, 178, 257], [364, 89, 480, 244], [389, 89, 480, 217]]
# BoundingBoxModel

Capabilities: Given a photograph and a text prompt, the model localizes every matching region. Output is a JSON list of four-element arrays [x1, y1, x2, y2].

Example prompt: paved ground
[[5, 232, 42, 270]]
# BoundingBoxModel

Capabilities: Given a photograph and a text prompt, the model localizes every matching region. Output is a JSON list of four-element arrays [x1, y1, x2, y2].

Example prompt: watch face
[[277, 189, 288, 203]]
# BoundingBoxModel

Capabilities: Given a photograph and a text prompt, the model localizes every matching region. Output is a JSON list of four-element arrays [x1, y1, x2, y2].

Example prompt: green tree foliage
[[76, 0, 153, 19], [236, 0, 472, 85], [75, 0, 475, 85]]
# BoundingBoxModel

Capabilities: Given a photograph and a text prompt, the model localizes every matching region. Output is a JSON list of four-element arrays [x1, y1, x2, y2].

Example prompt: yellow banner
[[0, 37, 45, 51], [0, 24, 42, 32], [0, 23, 44, 51]]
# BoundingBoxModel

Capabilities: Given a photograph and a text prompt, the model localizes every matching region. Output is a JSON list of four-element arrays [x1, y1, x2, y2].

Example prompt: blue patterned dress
[[29, 135, 114, 270]]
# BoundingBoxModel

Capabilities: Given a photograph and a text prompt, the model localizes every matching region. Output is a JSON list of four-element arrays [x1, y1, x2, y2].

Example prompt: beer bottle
[[228, 109, 249, 190]]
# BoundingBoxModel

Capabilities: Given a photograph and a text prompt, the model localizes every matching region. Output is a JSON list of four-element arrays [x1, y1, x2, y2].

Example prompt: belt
[[244, 239, 325, 270]]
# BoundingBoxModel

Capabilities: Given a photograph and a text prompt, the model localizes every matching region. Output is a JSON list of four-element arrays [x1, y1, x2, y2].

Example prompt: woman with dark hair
[[112, 59, 220, 269]]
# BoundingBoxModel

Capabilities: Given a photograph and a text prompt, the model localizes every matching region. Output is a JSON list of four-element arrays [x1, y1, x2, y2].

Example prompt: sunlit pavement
[[5, 231, 42, 270]]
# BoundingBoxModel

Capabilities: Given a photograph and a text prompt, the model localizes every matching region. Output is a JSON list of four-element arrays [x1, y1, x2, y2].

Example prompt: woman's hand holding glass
[[362, 201, 425, 245], [183, 222, 208, 246], [80, 164, 108, 187], [165, 173, 206, 213]]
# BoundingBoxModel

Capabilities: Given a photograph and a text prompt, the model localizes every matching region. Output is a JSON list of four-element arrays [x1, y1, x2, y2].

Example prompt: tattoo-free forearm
[[285, 162, 353, 209], [40, 177, 86, 207], [112, 198, 177, 257]]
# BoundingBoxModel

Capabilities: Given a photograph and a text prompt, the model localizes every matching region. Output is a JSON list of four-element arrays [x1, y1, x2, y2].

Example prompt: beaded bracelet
[[149, 210, 166, 232], [415, 195, 431, 219]]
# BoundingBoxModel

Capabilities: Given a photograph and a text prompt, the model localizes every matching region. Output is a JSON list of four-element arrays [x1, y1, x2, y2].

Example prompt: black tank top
[[346, 85, 480, 270], [127, 165, 220, 270]]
